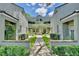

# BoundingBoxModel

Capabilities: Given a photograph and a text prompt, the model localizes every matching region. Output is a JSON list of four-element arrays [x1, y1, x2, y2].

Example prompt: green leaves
[[5, 20, 16, 40], [29, 36, 37, 48], [52, 46, 79, 56], [0, 46, 30, 56], [42, 35, 50, 48]]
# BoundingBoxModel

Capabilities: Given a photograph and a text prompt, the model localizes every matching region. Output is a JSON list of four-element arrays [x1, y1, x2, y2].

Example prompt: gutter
[[0, 10, 19, 20], [60, 10, 79, 20]]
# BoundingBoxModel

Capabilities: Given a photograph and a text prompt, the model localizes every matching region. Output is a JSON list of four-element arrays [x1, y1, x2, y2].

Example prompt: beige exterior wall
[[51, 3, 79, 40], [0, 3, 28, 40]]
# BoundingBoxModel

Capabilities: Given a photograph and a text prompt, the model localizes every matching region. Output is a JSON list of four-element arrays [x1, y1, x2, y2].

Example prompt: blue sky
[[16, 3, 61, 17]]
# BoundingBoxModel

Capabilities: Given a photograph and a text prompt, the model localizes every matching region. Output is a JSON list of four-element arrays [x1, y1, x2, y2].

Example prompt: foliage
[[0, 46, 30, 56], [42, 35, 50, 48], [25, 13, 31, 17], [5, 21, 16, 40], [50, 33, 60, 40], [29, 35, 37, 48], [52, 46, 79, 56]]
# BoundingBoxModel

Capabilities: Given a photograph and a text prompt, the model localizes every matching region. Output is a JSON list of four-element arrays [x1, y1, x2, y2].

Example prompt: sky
[[16, 3, 61, 17]]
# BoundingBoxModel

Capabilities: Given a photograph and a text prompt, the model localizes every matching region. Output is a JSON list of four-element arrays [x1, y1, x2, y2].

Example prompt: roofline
[[11, 3, 24, 10], [60, 10, 79, 20], [11, 3, 26, 14], [55, 3, 68, 10], [0, 10, 19, 20]]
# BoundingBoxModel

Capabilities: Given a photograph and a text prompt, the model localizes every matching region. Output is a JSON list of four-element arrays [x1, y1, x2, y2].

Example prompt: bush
[[50, 33, 60, 40], [42, 35, 50, 48], [52, 46, 79, 56], [29, 36, 37, 48], [0, 46, 30, 56]]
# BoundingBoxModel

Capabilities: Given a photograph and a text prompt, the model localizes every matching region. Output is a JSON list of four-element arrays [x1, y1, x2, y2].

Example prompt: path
[[30, 35, 51, 56]]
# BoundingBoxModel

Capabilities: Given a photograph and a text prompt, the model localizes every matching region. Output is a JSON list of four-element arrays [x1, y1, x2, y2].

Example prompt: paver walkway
[[30, 35, 51, 56]]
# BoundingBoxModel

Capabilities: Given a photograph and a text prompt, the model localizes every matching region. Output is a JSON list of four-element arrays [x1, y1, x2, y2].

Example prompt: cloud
[[26, 3, 31, 6], [35, 7, 47, 17], [31, 3, 36, 6], [38, 3, 47, 7], [48, 11, 54, 16]]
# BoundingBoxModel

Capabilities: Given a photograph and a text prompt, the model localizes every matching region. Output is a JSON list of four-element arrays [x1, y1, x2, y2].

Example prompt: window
[[28, 21, 35, 24], [44, 21, 50, 24], [70, 30, 74, 40], [57, 25, 59, 33], [5, 20, 16, 40], [40, 19, 42, 21]]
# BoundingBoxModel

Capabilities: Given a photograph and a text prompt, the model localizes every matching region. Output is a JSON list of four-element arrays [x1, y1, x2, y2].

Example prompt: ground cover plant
[[42, 35, 50, 49], [0, 46, 30, 56], [52, 45, 79, 56], [29, 35, 37, 48]]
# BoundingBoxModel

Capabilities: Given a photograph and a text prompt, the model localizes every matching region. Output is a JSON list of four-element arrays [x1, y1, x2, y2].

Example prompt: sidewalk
[[30, 35, 51, 56]]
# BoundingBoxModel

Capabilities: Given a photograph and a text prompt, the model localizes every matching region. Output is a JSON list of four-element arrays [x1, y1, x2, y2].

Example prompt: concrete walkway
[[30, 35, 51, 56]]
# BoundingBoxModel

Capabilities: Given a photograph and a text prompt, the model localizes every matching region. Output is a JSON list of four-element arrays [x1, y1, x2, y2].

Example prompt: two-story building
[[27, 15, 51, 35], [51, 3, 79, 40], [0, 3, 28, 41]]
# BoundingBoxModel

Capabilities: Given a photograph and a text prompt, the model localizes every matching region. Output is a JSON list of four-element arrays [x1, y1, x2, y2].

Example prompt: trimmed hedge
[[0, 46, 30, 56], [42, 35, 50, 48], [52, 46, 79, 56], [29, 36, 37, 48]]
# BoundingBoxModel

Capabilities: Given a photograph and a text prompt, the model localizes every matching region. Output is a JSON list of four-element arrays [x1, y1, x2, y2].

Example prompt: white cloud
[[31, 3, 36, 6], [48, 11, 54, 17], [38, 3, 47, 7], [35, 7, 47, 17], [38, 3, 43, 7], [26, 3, 31, 6]]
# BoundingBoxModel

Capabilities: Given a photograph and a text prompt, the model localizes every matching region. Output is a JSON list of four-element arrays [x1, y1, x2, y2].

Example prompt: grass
[[29, 35, 37, 48], [42, 34, 50, 49]]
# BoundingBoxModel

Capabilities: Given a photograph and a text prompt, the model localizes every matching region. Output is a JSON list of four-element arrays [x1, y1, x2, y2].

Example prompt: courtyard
[[1, 3, 79, 56]]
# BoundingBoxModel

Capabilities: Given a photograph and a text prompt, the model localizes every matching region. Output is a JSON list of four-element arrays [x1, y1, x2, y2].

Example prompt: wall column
[[16, 21, 19, 40], [0, 15, 5, 40], [59, 22, 63, 40], [74, 14, 79, 40]]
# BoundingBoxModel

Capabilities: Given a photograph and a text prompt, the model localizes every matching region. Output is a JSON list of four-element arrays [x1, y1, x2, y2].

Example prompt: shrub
[[42, 35, 50, 48], [29, 36, 37, 48], [51, 46, 79, 56], [0, 46, 30, 56], [50, 33, 60, 40]]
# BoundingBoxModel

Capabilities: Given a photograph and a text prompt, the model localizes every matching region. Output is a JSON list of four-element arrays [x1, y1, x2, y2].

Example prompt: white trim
[[0, 13, 18, 22], [61, 13, 77, 23]]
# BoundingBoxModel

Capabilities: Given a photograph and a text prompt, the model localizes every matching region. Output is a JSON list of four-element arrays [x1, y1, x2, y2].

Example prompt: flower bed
[[52, 45, 79, 56], [29, 35, 37, 48], [42, 35, 50, 48], [0, 46, 30, 56]]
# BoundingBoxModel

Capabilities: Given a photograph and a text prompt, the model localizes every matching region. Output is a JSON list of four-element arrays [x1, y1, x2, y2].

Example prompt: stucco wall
[[0, 3, 22, 19], [0, 15, 5, 40], [0, 3, 28, 40], [51, 40, 79, 46], [51, 3, 79, 40], [0, 40, 29, 48]]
